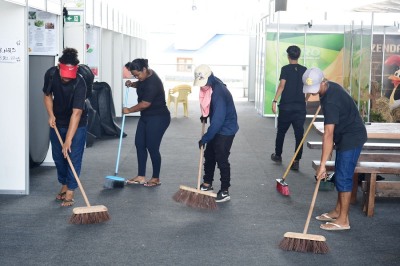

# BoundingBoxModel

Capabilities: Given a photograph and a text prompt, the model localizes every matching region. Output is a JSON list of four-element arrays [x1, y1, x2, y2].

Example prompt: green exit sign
[[66, 15, 80, 22]]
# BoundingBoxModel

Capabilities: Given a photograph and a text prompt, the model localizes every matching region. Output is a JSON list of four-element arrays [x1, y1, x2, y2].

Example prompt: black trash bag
[[88, 81, 127, 138], [85, 99, 101, 147]]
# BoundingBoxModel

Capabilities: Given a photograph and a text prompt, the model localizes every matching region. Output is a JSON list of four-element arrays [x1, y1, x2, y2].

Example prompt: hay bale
[[372, 97, 393, 122], [391, 108, 400, 122]]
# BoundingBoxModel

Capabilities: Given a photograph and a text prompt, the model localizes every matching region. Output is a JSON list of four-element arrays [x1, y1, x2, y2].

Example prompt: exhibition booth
[[254, 10, 400, 122], [0, 0, 146, 194]]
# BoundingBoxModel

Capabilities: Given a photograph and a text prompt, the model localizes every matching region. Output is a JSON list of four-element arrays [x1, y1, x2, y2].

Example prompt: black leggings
[[203, 134, 235, 190], [135, 114, 170, 178]]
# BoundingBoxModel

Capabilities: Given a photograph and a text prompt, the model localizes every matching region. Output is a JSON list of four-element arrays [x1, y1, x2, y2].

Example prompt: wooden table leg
[[367, 173, 377, 217], [351, 173, 358, 204]]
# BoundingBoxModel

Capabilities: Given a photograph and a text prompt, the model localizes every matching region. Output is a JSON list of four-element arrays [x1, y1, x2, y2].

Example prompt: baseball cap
[[59, 63, 78, 79], [193, 64, 212, 87], [302, 67, 324, 94]]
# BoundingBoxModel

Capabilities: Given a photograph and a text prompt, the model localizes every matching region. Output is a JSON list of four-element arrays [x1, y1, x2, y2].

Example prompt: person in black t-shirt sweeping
[[304, 67, 367, 231], [271, 45, 307, 170], [123, 59, 171, 187], [43, 48, 88, 206]]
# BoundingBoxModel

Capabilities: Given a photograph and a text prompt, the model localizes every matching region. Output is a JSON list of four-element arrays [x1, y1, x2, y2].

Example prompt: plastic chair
[[167, 84, 192, 117]]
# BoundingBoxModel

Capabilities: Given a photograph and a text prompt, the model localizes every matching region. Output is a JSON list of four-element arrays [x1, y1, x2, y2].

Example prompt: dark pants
[[203, 134, 235, 191], [274, 109, 306, 160], [50, 126, 87, 190], [135, 114, 170, 178]]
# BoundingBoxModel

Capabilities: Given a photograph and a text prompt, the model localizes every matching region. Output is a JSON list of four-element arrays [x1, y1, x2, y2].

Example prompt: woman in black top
[[123, 59, 170, 187]]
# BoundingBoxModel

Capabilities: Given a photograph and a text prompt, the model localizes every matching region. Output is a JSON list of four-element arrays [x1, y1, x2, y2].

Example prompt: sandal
[[144, 181, 162, 187], [126, 177, 146, 185], [61, 198, 75, 207], [55, 191, 66, 201]]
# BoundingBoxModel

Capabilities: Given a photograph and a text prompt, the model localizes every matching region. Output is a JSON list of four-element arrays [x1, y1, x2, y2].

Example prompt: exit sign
[[66, 15, 80, 22]]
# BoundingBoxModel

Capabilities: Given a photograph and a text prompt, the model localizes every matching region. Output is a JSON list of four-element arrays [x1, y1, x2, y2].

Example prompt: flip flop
[[55, 191, 66, 201], [126, 179, 145, 185], [61, 198, 75, 207], [315, 213, 337, 222], [126, 177, 146, 185], [320, 222, 350, 231], [143, 181, 162, 187]]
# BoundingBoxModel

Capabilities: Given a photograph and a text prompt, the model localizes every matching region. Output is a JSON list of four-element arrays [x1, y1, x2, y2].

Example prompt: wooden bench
[[312, 153, 400, 217], [361, 180, 400, 214], [307, 141, 400, 150]]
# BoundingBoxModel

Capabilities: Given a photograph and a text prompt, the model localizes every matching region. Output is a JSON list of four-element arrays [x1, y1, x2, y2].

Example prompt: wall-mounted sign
[[28, 8, 58, 55], [66, 15, 81, 23], [0, 39, 22, 63]]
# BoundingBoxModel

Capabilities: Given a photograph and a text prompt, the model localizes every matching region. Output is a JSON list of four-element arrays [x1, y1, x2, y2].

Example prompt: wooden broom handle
[[54, 126, 91, 207], [197, 122, 206, 190], [303, 178, 321, 234], [281, 105, 321, 181]]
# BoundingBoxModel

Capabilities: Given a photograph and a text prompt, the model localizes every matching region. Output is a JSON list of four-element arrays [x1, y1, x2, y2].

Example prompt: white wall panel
[[47, 0, 61, 15], [0, 0, 28, 194], [113, 32, 123, 116], [93, 0, 101, 27], [85, 0, 93, 25], [28, 0, 45, 10]]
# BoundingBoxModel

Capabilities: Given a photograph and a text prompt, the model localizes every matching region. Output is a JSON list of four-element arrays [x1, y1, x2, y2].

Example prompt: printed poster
[[28, 8, 58, 55]]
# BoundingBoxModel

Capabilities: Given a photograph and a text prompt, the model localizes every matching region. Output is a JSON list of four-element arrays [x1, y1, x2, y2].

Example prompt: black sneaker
[[216, 190, 230, 202], [200, 183, 213, 191], [271, 153, 282, 162], [291, 160, 299, 170]]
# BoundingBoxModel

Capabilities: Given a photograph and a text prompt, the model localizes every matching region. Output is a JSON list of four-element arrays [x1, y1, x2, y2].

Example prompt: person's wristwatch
[[273, 100, 277, 103]]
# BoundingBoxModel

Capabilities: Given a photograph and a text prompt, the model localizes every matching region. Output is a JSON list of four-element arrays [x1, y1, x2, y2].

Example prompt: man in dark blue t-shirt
[[271, 45, 307, 170], [303, 67, 367, 231]]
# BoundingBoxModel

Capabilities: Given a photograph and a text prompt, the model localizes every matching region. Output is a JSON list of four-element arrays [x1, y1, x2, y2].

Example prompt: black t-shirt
[[42, 66, 88, 128], [278, 64, 307, 111], [320, 81, 367, 151], [136, 70, 170, 116]]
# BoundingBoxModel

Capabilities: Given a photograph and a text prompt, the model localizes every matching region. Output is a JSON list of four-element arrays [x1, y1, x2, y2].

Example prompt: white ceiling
[[109, 0, 400, 34], [353, 0, 400, 12]]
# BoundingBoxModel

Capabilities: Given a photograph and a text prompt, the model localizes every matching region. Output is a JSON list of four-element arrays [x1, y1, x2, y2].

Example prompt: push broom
[[172, 122, 218, 210], [279, 178, 329, 254], [54, 127, 110, 224], [104, 86, 130, 189], [276, 105, 321, 196]]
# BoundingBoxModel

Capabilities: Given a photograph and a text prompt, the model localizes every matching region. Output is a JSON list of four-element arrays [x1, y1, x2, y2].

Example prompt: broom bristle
[[200, 194, 217, 210], [186, 193, 218, 210], [279, 237, 329, 254], [279, 232, 328, 254], [186, 192, 198, 208], [69, 205, 111, 224], [280, 186, 290, 196], [276, 179, 290, 196], [104, 176, 126, 189], [191, 193, 203, 208], [103, 178, 125, 189], [172, 189, 191, 204], [174, 185, 217, 210], [69, 211, 110, 224]]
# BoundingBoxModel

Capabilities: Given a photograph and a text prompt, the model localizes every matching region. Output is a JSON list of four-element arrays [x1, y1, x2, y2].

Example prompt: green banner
[[264, 33, 344, 115]]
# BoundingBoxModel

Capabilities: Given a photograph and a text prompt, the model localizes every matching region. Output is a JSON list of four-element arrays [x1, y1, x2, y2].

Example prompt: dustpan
[[318, 172, 335, 191]]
